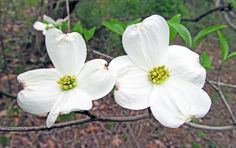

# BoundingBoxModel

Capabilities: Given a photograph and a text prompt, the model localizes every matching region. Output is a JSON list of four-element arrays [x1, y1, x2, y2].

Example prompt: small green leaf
[[102, 19, 126, 36], [168, 14, 181, 42], [83, 27, 96, 41], [193, 25, 227, 48], [168, 14, 181, 23], [126, 18, 142, 27], [72, 21, 84, 34], [58, 21, 68, 31], [217, 31, 229, 62], [192, 142, 201, 148], [228, 52, 236, 59], [200, 51, 213, 70], [168, 21, 192, 47], [58, 113, 75, 122], [26, 0, 40, 6]]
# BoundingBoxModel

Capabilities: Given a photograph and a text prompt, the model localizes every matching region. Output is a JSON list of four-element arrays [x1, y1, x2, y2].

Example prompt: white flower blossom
[[17, 28, 115, 127], [33, 15, 68, 35], [108, 15, 211, 128]]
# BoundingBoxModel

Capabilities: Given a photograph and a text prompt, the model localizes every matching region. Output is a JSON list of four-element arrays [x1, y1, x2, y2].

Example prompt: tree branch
[[0, 90, 16, 99], [0, 112, 150, 132], [185, 122, 236, 131], [1, 110, 236, 132], [181, 4, 232, 22]]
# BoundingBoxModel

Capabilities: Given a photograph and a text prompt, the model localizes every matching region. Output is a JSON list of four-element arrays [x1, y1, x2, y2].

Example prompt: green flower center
[[57, 75, 77, 90], [46, 24, 54, 30], [148, 65, 170, 84]]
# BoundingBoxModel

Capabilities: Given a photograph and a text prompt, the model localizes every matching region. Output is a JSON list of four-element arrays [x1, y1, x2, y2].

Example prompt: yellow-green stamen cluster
[[57, 75, 77, 90], [148, 65, 170, 84]]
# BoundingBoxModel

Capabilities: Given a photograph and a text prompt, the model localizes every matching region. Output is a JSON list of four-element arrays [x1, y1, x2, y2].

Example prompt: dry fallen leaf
[[112, 135, 122, 147]]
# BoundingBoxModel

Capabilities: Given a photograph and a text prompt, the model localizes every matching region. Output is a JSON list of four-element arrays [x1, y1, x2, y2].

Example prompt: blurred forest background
[[0, 0, 236, 147]]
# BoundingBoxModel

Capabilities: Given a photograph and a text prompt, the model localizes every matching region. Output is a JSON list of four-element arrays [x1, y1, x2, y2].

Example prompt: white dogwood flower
[[17, 28, 115, 127], [108, 15, 211, 128], [33, 15, 68, 35]]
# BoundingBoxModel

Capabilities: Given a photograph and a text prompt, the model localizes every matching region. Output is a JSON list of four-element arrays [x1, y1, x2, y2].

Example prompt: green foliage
[[7, 104, 21, 116], [228, 0, 236, 9], [84, 27, 96, 41], [191, 118, 201, 124], [72, 21, 84, 34], [0, 135, 10, 146], [217, 31, 229, 62], [200, 51, 213, 70], [122, 133, 129, 142], [168, 14, 181, 42], [192, 25, 226, 48], [192, 142, 201, 148], [197, 130, 206, 138], [58, 113, 75, 122], [76, 0, 187, 27], [228, 52, 236, 59], [216, 31, 236, 62], [58, 21, 68, 31], [102, 18, 142, 36], [126, 18, 142, 26], [25, 0, 40, 7], [72, 21, 96, 41], [15, 65, 26, 74], [105, 122, 114, 130], [168, 19, 192, 47], [102, 19, 125, 35], [208, 142, 217, 148], [210, 92, 219, 104]]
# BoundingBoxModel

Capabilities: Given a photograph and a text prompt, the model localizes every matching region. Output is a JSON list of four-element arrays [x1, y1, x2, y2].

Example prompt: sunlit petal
[[17, 69, 61, 114], [122, 15, 169, 68], [46, 28, 87, 75], [164, 45, 206, 88]]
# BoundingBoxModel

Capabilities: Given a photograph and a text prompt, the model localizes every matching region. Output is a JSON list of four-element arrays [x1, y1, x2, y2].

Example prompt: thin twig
[[65, 0, 70, 32], [0, 90, 16, 99], [185, 122, 235, 131], [89, 49, 114, 60], [126, 124, 141, 148], [216, 0, 236, 31], [181, 4, 232, 22], [218, 83, 236, 124], [209, 80, 236, 89]]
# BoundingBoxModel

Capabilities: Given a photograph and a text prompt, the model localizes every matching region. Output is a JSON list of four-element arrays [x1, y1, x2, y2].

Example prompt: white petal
[[46, 93, 65, 128], [46, 28, 87, 75], [46, 88, 92, 127], [55, 17, 67, 25], [150, 79, 211, 128], [17, 69, 61, 114], [164, 45, 206, 88], [122, 15, 169, 68], [78, 59, 115, 100], [61, 88, 93, 113], [109, 56, 153, 110], [43, 15, 56, 24], [43, 30, 47, 35], [33, 21, 46, 31]]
